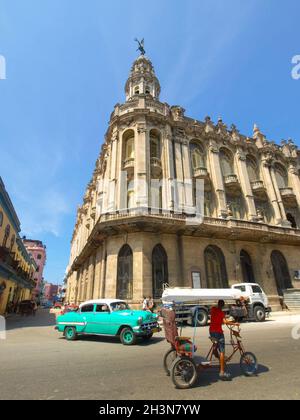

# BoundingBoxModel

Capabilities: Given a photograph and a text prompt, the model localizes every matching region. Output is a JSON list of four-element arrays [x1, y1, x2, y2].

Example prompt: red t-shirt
[[209, 307, 225, 334]]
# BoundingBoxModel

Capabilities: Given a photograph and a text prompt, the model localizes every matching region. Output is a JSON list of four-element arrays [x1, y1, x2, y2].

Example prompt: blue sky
[[0, 0, 299, 284]]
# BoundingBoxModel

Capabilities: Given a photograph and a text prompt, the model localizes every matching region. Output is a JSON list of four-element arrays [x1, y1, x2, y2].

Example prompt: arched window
[[152, 244, 168, 299], [0, 211, 3, 227], [123, 130, 135, 162], [246, 155, 259, 183], [134, 86, 140, 95], [275, 163, 288, 189], [117, 245, 133, 300], [150, 130, 161, 159], [204, 245, 228, 288], [240, 250, 255, 283], [190, 142, 205, 172], [2, 224, 10, 248], [145, 85, 151, 94], [271, 250, 292, 296], [286, 213, 297, 228], [220, 149, 234, 177]]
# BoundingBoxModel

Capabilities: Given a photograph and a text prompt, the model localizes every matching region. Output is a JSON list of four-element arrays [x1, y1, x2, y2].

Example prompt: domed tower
[[125, 55, 161, 101], [66, 42, 300, 312]]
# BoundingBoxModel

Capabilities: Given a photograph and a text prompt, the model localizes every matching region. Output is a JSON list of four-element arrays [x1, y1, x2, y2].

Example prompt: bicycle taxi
[[161, 288, 258, 389]]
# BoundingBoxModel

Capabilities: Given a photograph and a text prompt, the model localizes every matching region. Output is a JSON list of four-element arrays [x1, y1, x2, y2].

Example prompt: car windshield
[[110, 301, 130, 311]]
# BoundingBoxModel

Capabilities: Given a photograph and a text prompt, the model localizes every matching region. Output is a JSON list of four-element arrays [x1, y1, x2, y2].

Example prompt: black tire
[[64, 326, 77, 341], [254, 306, 265, 322], [240, 352, 258, 376], [196, 309, 209, 327], [163, 348, 177, 376], [171, 356, 198, 389], [120, 327, 137, 345]]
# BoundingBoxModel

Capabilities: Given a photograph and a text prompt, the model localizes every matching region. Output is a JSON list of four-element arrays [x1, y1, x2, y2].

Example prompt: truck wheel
[[196, 309, 209, 327], [64, 326, 77, 341], [120, 327, 137, 345], [254, 306, 265, 322]]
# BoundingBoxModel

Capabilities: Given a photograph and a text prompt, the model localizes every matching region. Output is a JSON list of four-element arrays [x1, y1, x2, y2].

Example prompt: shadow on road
[[5, 308, 56, 331], [59, 334, 165, 346], [194, 362, 270, 388]]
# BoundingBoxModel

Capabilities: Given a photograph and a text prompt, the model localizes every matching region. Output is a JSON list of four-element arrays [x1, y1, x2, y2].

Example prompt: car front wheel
[[120, 327, 137, 345]]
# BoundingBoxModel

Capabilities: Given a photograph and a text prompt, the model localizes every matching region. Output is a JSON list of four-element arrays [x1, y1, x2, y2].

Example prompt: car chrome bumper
[[133, 324, 161, 335]]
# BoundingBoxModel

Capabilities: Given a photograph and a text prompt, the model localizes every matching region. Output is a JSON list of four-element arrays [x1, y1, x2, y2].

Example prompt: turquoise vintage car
[[55, 299, 160, 345]]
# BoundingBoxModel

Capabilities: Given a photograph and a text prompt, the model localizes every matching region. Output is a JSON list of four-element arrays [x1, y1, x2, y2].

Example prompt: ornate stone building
[[65, 52, 300, 310]]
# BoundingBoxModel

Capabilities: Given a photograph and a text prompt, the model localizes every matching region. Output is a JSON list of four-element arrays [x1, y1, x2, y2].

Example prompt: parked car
[[55, 299, 161, 345]]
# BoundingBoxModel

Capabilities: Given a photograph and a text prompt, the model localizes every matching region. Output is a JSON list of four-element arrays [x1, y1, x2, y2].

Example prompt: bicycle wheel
[[163, 348, 177, 376], [171, 356, 198, 389], [240, 352, 258, 376]]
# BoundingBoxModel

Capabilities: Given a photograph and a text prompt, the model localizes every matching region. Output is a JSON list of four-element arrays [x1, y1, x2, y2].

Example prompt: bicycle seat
[[209, 336, 219, 343]]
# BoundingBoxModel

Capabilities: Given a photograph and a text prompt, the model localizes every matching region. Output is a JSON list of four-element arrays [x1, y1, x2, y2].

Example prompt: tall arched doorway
[[240, 250, 255, 283], [152, 244, 168, 299], [117, 245, 133, 300], [204, 246, 228, 288], [271, 251, 292, 296]]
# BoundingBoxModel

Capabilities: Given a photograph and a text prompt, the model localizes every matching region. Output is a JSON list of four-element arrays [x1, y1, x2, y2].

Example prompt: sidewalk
[[270, 310, 300, 317]]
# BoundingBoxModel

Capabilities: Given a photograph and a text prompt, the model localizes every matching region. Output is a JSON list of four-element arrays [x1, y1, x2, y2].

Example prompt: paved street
[[0, 309, 300, 400]]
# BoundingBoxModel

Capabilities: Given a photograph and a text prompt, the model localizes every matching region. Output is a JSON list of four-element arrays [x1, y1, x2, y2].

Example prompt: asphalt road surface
[[0, 309, 300, 400]]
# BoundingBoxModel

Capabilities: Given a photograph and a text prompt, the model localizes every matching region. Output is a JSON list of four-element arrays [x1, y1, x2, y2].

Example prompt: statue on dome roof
[[134, 38, 145, 55]]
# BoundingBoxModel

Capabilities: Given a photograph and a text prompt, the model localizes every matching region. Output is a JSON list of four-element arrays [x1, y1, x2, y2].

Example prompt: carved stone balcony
[[150, 157, 162, 177], [193, 167, 208, 179], [280, 187, 297, 207], [123, 157, 135, 170], [251, 180, 268, 199], [224, 174, 240, 193]]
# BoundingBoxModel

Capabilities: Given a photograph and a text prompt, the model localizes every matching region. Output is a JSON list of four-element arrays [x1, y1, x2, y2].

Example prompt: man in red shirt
[[210, 300, 238, 381]]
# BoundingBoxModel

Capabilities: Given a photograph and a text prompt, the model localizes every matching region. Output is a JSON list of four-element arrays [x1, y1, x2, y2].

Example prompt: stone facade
[[65, 53, 300, 310]]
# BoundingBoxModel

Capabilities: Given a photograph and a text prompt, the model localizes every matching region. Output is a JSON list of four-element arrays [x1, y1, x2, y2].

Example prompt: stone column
[[135, 123, 148, 209], [93, 247, 103, 299], [108, 133, 118, 212], [174, 138, 185, 212], [104, 251, 118, 299], [207, 139, 227, 217], [102, 146, 111, 214], [261, 160, 283, 224], [162, 129, 175, 210], [86, 255, 96, 300], [182, 139, 194, 213], [132, 238, 143, 303], [116, 130, 125, 211], [235, 149, 257, 220], [76, 268, 83, 304], [270, 164, 288, 223], [100, 242, 107, 298]]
